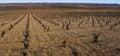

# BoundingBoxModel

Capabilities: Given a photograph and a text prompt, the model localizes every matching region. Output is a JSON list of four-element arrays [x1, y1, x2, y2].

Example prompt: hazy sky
[[0, 0, 120, 4]]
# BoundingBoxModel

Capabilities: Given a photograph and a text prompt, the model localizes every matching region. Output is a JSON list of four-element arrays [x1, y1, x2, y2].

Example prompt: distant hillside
[[0, 3, 120, 10], [0, 3, 120, 7]]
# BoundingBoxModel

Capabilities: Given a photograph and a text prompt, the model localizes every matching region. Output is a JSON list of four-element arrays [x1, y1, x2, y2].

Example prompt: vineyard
[[0, 8, 120, 56]]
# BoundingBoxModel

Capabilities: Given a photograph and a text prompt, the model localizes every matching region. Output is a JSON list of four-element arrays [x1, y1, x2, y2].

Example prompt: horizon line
[[0, 2, 120, 4]]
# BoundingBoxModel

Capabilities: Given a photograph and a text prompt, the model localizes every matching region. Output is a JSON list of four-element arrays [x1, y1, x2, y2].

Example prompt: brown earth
[[0, 7, 120, 56]]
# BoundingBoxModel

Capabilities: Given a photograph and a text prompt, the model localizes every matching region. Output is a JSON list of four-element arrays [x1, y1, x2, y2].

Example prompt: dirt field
[[0, 8, 120, 56]]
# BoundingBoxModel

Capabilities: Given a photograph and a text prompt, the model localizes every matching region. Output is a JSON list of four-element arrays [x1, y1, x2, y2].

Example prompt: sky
[[0, 0, 120, 4]]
